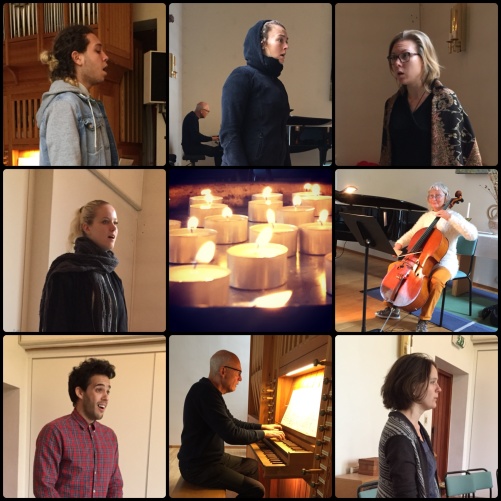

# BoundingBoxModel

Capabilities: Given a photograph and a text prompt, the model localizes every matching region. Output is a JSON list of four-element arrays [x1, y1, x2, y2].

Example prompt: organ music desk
[[247, 335, 332, 498]]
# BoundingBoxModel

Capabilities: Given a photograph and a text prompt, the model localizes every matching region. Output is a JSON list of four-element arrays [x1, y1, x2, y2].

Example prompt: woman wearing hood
[[220, 20, 291, 166]]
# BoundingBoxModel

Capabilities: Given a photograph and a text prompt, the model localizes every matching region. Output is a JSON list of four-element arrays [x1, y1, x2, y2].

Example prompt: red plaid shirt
[[33, 408, 123, 498]]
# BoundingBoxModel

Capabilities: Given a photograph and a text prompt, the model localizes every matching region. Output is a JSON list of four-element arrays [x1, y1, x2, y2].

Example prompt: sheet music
[[280, 374, 323, 437]]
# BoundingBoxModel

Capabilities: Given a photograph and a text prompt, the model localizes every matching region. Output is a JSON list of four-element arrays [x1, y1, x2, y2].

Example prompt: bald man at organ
[[181, 102, 223, 166], [178, 350, 284, 498]]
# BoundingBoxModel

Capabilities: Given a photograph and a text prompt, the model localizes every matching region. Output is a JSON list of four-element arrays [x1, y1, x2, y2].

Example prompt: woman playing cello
[[376, 182, 478, 332]]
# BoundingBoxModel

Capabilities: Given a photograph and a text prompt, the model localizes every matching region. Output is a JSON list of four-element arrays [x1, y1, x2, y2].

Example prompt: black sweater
[[177, 377, 265, 468]]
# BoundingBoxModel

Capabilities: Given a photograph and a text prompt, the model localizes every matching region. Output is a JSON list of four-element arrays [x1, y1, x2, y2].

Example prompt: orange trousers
[[384, 261, 452, 321]]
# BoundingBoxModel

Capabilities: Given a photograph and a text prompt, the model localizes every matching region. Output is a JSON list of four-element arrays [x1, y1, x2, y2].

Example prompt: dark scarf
[[39, 237, 120, 332]]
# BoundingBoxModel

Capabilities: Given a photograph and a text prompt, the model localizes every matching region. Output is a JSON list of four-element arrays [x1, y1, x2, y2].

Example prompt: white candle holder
[[205, 214, 248, 244], [169, 228, 217, 263], [169, 219, 182, 230], [248, 200, 283, 222], [300, 195, 332, 216], [249, 224, 298, 257], [299, 222, 332, 255], [251, 193, 283, 201], [227, 243, 288, 290], [277, 206, 315, 226], [190, 203, 229, 226], [169, 265, 231, 306], [189, 195, 223, 206]]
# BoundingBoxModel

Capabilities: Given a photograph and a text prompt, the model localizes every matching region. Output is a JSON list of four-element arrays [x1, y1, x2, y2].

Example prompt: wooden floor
[[335, 248, 453, 332], [169, 447, 246, 498]]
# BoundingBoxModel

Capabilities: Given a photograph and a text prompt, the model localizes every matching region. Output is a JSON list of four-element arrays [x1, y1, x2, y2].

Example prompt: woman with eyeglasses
[[379, 30, 482, 166], [375, 182, 477, 332]]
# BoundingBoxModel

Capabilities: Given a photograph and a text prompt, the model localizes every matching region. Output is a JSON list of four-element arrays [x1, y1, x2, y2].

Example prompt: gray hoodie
[[36, 80, 118, 166]]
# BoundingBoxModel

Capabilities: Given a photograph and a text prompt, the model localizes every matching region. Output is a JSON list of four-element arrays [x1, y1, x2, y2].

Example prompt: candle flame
[[253, 290, 293, 308], [318, 209, 328, 224], [204, 193, 214, 205], [222, 207, 233, 218], [266, 209, 275, 225], [195, 241, 216, 264], [293, 195, 302, 207], [303, 183, 312, 191], [312, 184, 321, 196], [262, 186, 272, 199], [256, 226, 273, 246], [201, 188, 211, 196], [187, 216, 199, 230]]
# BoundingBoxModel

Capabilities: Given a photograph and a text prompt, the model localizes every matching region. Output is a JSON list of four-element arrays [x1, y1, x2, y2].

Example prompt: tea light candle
[[169, 265, 231, 306], [227, 227, 287, 290], [169, 241, 231, 306], [205, 207, 248, 244], [248, 200, 283, 222], [169, 217, 218, 263], [325, 253, 332, 295], [252, 186, 283, 201], [277, 195, 315, 226], [169, 219, 182, 230], [299, 211, 332, 255], [190, 203, 229, 226], [249, 209, 297, 257], [300, 195, 332, 216]]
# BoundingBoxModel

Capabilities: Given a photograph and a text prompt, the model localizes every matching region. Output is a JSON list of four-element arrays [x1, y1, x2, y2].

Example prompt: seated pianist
[[182, 102, 223, 166]]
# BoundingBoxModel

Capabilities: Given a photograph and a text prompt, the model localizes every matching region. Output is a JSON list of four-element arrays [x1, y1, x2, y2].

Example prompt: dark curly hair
[[68, 358, 116, 407], [381, 353, 437, 411], [40, 24, 94, 86]]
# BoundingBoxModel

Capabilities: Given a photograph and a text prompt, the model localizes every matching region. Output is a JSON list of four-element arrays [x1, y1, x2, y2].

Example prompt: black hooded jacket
[[220, 20, 291, 166]]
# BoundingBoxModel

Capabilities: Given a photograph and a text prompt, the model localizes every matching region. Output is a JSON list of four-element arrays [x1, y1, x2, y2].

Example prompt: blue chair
[[467, 468, 493, 497], [439, 237, 478, 327], [445, 470, 475, 498], [357, 480, 378, 498]]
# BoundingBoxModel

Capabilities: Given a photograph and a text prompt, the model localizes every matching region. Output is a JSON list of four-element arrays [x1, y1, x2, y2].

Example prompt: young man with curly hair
[[36, 24, 118, 166], [33, 358, 124, 497]]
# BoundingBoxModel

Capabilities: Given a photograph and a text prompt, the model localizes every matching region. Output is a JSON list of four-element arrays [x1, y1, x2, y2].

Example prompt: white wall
[[169, 335, 251, 446], [335, 334, 498, 497]]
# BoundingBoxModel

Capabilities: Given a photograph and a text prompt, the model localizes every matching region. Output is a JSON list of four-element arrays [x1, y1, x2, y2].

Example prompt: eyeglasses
[[427, 194, 444, 199], [224, 366, 242, 376], [387, 52, 420, 65]]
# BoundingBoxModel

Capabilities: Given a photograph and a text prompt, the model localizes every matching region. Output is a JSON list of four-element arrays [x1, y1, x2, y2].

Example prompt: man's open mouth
[[97, 403, 107, 411], [108, 235, 115, 240]]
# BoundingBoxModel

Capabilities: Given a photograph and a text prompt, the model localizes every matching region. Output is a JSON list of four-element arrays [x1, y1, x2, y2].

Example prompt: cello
[[380, 190, 464, 312]]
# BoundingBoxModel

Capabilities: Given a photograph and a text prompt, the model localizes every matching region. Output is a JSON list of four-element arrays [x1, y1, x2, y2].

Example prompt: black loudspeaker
[[144, 51, 166, 103]]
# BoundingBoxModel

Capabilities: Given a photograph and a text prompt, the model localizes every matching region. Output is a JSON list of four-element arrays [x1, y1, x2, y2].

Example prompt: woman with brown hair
[[377, 353, 441, 498]]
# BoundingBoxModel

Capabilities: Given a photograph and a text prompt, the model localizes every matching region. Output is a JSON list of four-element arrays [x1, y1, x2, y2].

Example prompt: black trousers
[[179, 453, 265, 498]]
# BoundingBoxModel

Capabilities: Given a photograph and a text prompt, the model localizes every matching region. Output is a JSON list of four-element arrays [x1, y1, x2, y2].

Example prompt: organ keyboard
[[249, 434, 314, 478]]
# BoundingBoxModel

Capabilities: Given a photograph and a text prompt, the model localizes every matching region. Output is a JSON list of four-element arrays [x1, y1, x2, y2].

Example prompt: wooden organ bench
[[171, 477, 226, 498]]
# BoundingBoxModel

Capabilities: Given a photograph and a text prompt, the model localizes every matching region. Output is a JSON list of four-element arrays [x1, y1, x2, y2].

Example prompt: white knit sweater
[[396, 210, 478, 278]]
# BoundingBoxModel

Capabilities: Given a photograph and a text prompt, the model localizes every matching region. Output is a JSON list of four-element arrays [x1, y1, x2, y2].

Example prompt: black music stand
[[342, 213, 396, 332]]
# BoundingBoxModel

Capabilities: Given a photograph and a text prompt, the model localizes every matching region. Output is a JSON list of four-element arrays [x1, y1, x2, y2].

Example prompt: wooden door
[[432, 368, 452, 482]]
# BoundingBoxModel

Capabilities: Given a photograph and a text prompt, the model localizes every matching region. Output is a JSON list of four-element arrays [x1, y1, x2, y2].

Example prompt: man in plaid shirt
[[33, 358, 123, 497]]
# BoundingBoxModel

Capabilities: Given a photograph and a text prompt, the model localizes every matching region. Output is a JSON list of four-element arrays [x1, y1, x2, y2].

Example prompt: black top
[[177, 377, 265, 468], [181, 111, 212, 154], [390, 91, 433, 166]]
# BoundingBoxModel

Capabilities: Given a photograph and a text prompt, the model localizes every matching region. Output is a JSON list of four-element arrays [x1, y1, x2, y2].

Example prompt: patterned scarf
[[39, 237, 120, 332]]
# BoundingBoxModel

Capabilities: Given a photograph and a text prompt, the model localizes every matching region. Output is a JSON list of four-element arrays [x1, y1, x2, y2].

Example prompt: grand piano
[[247, 335, 332, 498], [335, 191, 428, 248], [287, 116, 332, 166]]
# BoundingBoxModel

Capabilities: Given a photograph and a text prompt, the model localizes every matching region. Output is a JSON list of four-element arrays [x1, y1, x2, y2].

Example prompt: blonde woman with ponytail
[[39, 200, 128, 332]]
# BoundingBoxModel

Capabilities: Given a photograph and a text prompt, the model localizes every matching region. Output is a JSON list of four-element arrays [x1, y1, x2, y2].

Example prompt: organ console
[[247, 335, 332, 498]]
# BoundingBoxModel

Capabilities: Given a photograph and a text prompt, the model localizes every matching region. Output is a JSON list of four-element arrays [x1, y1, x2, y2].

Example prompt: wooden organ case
[[247, 336, 332, 498]]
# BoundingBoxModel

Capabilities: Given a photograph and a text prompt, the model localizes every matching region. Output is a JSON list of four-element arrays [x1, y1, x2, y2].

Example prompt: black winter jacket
[[220, 20, 291, 166]]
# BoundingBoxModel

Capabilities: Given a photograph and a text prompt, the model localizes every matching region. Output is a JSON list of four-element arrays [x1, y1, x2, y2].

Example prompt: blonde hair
[[68, 200, 111, 251], [388, 30, 443, 93], [427, 182, 449, 210]]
